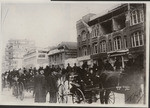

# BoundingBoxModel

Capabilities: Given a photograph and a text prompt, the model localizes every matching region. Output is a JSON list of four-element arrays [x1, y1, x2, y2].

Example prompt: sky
[[1, 2, 121, 49]]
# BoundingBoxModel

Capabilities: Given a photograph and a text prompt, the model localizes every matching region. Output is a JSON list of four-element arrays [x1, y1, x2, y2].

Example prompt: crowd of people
[[1, 56, 144, 104], [1, 58, 123, 103]]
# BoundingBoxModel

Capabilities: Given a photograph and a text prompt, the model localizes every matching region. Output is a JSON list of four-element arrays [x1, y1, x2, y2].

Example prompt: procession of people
[[1, 55, 145, 104]]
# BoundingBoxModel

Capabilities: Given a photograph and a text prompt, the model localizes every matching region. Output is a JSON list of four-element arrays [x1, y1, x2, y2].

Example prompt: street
[[1, 87, 125, 105]]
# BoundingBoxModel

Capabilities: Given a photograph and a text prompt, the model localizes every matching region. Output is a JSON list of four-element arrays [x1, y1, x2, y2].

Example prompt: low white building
[[23, 48, 49, 69]]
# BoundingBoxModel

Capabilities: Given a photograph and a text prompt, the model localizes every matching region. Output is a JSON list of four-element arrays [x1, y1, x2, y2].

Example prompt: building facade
[[23, 48, 49, 69], [48, 42, 77, 68], [76, 4, 146, 68], [4, 39, 35, 71]]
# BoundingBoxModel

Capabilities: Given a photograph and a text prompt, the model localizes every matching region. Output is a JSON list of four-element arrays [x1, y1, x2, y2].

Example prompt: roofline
[[89, 3, 128, 23]]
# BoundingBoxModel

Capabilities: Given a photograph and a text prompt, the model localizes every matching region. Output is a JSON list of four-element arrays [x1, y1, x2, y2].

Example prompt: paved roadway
[[0, 87, 125, 105]]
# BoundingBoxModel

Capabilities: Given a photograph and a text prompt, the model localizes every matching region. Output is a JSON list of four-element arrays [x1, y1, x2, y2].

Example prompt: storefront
[[107, 49, 129, 69], [77, 55, 92, 67], [90, 53, 107, 66], [128, 46, 145, 70]]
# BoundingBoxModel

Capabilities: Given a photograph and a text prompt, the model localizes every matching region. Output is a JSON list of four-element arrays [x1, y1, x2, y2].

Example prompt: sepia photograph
[[0, 1, 148, 107]]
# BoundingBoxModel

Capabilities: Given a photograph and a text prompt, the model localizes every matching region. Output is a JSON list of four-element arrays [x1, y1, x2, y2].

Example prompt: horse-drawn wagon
[[57, 68, 144, 104]]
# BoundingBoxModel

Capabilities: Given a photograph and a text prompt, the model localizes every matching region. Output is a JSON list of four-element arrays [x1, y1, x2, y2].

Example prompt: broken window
[[113, 14, 126, 31], [100, 20, 113, 35]]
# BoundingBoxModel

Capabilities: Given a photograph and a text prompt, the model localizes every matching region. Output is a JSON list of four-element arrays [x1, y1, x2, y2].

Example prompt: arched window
[[114, 36, 121, 50], [92, 25, 99, 37], [100, 40, 106, 52], [81, 30, 86, 41], [131, 31, 144, 47], [130, 9, 144, 25], [82, 46, 87, 56], [95, 25, 99, 37], [93, 43, 98, 54]]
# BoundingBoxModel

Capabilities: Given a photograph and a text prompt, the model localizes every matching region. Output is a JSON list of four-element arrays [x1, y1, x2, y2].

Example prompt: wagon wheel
[[108, 91, 115, 104], [57, 84, 68, 103], [72, 88, 85, 104], [18, 82, 24, 101]]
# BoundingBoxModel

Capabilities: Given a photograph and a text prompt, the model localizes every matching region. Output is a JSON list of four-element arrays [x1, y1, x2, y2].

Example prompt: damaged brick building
[[76, 4, 146, 69]]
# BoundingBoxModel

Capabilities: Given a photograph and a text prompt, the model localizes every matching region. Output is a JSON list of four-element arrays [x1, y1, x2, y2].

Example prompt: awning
[[107, 49, 129, 57], [48, 49, 64, 55], [90, 53, 107, 60], [129, 46, 145, 54], [77, 55, 91, 61]]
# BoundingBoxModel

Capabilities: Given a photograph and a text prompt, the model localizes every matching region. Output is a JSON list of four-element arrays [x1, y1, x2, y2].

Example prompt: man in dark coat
[[66, 63, 72, 73], [66, 63, 72, 81], [104, 60, 114, 71], [56, 65, 61, 73], [72, 63, 77, 73], [44, 66, 50, 77], [47, 71, 60, 103], [114, 58, 122, 71], [100, 59, 114, 104], [34, 69, 46, 103]]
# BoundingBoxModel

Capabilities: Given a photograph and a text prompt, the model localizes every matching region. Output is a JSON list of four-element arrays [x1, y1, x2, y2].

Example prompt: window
[[124, 36, 128, 49], [130, 9, 144, 25], [81, 31, 86, 41], [38, 50, 47, 53], [95, 26, 99, 37], [131, 31, 144, 47], [100, 40, 106, 52], [108, 40, 112, 51], [83, 47, 87, 56], [114, 36, 121, 50], [38, 54, 46, 58], [93, 44, 98, 54], [92, 25, 99, 37]]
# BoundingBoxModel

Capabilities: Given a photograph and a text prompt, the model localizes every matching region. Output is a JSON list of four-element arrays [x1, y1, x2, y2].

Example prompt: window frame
[[130, 9, 144, 26], [93, 43, 98, 54], [100, 40, 107, 53], [113, 36, 122, 51], [131, 31, 144, 47], [82, 46, 87, 56], [81, 30, 86, 41]]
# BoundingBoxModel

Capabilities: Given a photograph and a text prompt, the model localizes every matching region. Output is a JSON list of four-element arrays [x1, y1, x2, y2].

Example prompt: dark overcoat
[[47, 73, 58, 92], [34, 74, 46, 103]]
